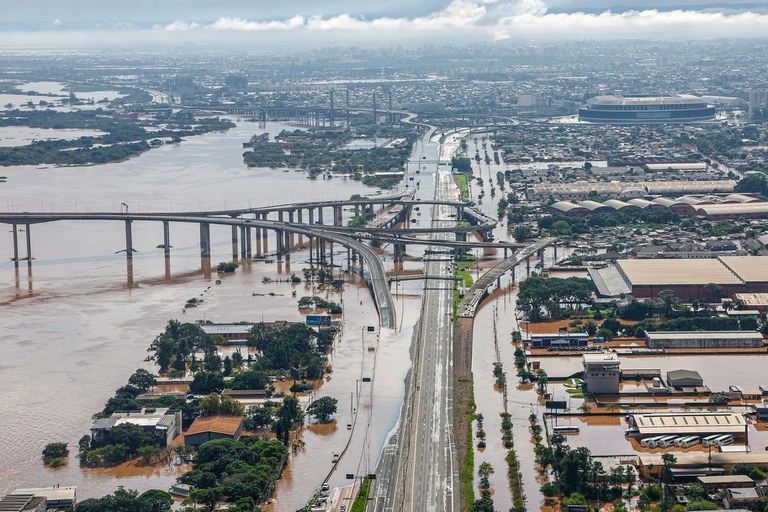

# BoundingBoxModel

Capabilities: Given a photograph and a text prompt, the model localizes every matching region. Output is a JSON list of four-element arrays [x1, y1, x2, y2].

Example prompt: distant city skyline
[[3, 0, 768, 47]]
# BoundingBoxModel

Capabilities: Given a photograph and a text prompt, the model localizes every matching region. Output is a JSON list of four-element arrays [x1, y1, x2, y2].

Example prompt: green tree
[[128, 369, 156, 392], [138, 490, 174, 512], [306, 396, 338, 423], [198, 393, 245, 417], [42, 442, 69, 459]]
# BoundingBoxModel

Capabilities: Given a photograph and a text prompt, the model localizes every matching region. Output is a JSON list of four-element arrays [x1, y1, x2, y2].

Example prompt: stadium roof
[[616, 259, 742, 286], [587, 95, 708, 106]]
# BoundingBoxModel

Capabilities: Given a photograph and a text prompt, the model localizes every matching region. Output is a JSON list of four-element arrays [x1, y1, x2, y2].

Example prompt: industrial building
[[646, 331, 764, 350], [628, 412, 747, 440], [602, 256, 768, 300], [530, 332, 589, 349], [666, 369, 704, 387], [578, 95, 716, 123], [733, 293, 768, 313], [582, 353, 621, 394], [530, 181, 736, 201], [640, 452, 768, 479]]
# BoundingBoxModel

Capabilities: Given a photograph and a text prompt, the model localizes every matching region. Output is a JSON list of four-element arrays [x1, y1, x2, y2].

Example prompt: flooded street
[[0, 118, 416, 504]]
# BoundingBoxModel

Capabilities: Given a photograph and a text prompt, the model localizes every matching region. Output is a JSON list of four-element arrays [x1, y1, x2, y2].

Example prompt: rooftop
[[720, 256, 768, 283], [632, 412, 746, 435], [185, 415, 244, 437], [616, 258, 742, 286], [697, 475, 755, 484], [582, 353, 620, 364], [667, 369, 703, 381], [647, 331, 763, 341]]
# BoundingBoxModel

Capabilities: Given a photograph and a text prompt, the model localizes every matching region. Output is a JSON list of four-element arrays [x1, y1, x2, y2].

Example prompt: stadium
[[578, 95, 716, 123]]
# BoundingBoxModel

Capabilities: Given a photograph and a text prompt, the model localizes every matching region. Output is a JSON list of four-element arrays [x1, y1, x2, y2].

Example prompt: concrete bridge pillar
[[240, 226, 247, 259], [308, 235, 314, 264], [199, 222, 211, 258], [354, 205, 360, 218], [231, 225, 239, 261], [329, 242, 334, 269], [458, 206, 464, 220], [246, 227, 252, 258], [333, 205, 342, 226], [347, 248, 351, 270], [455, 232, 467, 242], [308, 208, 315, 225], [526, 256, 531, 277], [276, 229, 283, 257], [359, 252, 364, 277], [278, 210, 284, 224], [318, 207, 324, 225], [284, 229, 291, 253], [125, 220, 133, 260], [553, 242, 558, 263], [25, 224, 31, 261], [393, 243, 406, 262], [163, 221, 171, 258], [11, 224, 19, 264]]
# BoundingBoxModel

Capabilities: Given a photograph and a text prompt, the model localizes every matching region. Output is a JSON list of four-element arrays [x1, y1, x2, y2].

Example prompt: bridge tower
[[329, 90, 335, 127]]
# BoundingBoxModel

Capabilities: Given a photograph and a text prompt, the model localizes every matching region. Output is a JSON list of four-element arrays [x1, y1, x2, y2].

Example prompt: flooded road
[[0, 118, 413, 503]]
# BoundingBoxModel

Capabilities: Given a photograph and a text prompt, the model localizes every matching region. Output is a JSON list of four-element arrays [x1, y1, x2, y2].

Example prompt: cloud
[[6, 0, 764, 46], [156, 0, 768, 39]]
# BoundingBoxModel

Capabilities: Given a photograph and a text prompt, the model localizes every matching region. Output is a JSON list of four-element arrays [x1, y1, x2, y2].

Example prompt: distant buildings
[[579, 95, 716, 124], [529, 180, 736, 201]]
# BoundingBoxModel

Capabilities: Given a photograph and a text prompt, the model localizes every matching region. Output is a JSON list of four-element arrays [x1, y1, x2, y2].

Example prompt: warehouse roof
[[720, 256, 768, 283], [696, 203, 768, 216], [697, 475, 755, 485], [550, 201, 588, 214], [616, 259, 742, 286], [647, 331, 763, 341], [734, 293, 768, 307], [667, 369, 703, 381], [632, 412, 746, 435]]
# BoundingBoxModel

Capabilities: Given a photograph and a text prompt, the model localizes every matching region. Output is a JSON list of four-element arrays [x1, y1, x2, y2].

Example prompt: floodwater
[[536, 354, 768, 391], [0, 117, 419, 506], [0, 127, 107, 147], [465, 133, 581, 512]]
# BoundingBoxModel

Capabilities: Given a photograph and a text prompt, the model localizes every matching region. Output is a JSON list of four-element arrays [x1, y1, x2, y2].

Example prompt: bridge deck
[[457, 237, 557, 318]]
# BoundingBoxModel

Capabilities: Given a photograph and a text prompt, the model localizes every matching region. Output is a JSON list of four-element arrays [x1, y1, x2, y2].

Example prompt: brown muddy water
[[0, 118, 420, 508]]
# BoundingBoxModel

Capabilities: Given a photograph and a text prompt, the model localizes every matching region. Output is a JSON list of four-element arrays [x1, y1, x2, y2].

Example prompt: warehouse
[[666, 369, 704, 387], [696, 202, 768, 219], [646, 331, 764, 349], [615, 258, 743, 299], [721, 256, 768, 291], [530, 333, 588, 349], [733, 293, 768, 313], [639, 452, 768, 479], [628, 412, 747, 440]]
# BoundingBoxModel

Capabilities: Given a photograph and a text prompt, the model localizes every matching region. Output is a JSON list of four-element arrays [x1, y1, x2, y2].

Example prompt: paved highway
[[371, 139, 459, 512]]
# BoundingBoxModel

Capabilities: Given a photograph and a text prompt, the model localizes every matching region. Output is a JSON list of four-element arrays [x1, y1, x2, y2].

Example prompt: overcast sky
[[3, 0, 768, 47]]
